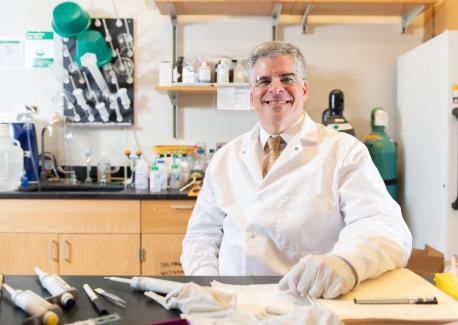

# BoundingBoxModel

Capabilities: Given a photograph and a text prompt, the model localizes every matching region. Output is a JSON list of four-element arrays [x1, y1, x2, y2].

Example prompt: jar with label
[[198, 61, 211, 83], [156, 158, 168, 190]]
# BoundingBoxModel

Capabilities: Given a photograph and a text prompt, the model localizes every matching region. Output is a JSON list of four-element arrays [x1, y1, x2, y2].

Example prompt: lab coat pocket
[[275, 194, 339, 253]]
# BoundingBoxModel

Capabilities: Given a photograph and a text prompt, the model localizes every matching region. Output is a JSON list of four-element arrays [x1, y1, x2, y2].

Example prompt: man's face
[[250, 55, 308, 134]]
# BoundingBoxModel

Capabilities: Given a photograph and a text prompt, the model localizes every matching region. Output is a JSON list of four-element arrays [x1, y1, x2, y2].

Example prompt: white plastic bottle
[[0, 124, 24, 191], [156, 159, 168, 190], [198, 61, 211, 83], [217, 60, 230, 84], [149, 165, 161, 193], [134, 159, 149, 190], [169, 163, 181, 189]]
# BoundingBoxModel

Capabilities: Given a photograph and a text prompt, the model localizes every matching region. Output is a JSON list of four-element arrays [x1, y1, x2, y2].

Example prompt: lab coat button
[[249, 233, 256, 239], [295, 147, 299, 151]]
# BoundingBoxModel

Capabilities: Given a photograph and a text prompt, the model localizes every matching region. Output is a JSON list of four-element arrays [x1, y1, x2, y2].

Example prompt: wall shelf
[[155, 83, 250, 93], [154, 0, 436, 17]]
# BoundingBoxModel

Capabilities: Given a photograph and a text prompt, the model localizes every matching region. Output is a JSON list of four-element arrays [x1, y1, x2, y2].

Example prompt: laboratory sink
[[20, 181, 125, 192]]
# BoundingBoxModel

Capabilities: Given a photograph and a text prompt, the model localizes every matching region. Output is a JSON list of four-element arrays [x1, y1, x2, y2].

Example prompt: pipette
[[35, 266, 79, 309], [2, 283, 62, 325], [104, 276, 184, 295]]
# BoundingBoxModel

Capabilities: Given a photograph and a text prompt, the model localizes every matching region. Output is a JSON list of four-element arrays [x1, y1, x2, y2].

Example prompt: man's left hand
[[278, 254, 356, 299]]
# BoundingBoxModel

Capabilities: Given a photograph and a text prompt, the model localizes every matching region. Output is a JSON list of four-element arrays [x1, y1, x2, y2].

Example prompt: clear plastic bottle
[[217, 59, 230, 84], [149, 165, 161, 193], [134, 159, 149, 190], [97, 151, 111, 184], [0, 124, 24, 191]]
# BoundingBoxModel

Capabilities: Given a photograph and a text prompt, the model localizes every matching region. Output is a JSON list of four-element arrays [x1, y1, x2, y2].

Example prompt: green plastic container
[[52, 2, 91, 38], [364, 107, 398, 200], [76, 30, 112, 67]]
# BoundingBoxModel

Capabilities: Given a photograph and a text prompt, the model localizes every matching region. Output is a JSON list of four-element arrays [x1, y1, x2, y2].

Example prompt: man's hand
[[278, 254, 357, 299]]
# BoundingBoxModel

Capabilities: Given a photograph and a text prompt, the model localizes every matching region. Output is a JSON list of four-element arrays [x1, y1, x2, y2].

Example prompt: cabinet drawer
[[141, 200, 194, 234], [142, 234, 184, 275], [0, 200, 140, 233], [59, 234, 140, 275]]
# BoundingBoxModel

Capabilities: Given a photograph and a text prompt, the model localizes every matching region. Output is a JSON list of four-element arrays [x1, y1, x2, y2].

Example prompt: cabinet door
[[59, 234, 140, 275], [141, 200, 194, 234], [142, 234, 184, 276], [0, 233, 59, 275]]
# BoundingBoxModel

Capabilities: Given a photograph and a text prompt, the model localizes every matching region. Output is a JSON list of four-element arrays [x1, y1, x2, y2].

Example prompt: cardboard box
[[406, 244, 444, 277]]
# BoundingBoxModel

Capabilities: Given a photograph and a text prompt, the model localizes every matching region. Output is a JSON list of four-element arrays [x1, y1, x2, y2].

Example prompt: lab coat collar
[[238, 112, 320, 182]]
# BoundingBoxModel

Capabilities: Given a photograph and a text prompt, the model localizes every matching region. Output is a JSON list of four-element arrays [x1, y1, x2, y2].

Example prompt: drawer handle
[[170, 204, 194, 210], [61, 239, 71, 262], [48, 240, 58, 261]]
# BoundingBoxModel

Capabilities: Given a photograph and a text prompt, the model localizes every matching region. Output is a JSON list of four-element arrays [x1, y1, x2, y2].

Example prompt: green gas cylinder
[[363, 107, 397, 200]]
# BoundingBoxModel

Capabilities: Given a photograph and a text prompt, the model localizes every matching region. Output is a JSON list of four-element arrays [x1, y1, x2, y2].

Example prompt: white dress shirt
[[181, 113, 412, 282]]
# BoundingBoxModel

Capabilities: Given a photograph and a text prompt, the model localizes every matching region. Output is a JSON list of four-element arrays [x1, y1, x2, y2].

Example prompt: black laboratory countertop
[[0, 275, 280, 324], [0, 187, 195, 200]]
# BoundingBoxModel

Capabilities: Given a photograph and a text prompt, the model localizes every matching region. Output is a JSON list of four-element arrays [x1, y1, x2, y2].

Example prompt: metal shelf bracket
[[301, 4, 316, 34], [401, 5, 425, 34], [272, 3, 282, 41]]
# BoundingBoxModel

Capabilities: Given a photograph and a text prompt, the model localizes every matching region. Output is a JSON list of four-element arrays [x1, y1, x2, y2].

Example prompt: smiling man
[[181, 41, 412, 299]]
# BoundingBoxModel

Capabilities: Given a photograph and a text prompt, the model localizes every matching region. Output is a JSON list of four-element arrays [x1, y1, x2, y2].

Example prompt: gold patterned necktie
[[263, 136, 283, 177]]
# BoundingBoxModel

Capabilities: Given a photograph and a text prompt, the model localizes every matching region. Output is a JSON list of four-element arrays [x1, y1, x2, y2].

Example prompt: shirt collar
[[259, 113, 305, 149]]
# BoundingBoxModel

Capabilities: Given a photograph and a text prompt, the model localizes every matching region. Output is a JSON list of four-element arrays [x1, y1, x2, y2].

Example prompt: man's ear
[[303, 80, 309, 100]]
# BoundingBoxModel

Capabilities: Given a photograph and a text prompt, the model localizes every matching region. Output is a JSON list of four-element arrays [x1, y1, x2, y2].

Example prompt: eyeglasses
[[254, 73, 300, 88]]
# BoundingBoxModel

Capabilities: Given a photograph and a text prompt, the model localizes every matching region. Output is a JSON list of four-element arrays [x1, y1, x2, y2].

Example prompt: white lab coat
[[181, 113, 412, 283]]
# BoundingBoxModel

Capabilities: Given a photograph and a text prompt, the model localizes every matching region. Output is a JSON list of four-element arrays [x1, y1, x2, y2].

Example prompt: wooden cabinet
[[0, 233, 59, 275], [0, 199, 141, 275], [141, 200, 194, 275], [0, 199, 193, 276]]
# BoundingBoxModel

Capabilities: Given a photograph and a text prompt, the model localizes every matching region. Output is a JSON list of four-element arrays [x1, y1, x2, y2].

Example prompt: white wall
[[0, 0, 424, 166]]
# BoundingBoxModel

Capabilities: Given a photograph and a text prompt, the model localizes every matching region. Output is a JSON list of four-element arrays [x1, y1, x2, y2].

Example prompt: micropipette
[[35, 266, 79, 309], [2, 283, 62, 325], [104, 276, 184, 295]]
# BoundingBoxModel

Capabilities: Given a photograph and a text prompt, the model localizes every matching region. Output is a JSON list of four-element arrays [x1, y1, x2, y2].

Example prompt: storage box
[[434, 272, 458, 300], [406, 245, 444, 277]]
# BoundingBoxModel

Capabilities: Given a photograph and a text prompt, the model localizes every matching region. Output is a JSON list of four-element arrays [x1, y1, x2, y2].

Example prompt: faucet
[[84, 149, 92, 183]]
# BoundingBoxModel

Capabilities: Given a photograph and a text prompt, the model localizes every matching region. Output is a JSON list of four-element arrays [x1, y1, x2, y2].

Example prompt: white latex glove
[[145, 282, 236, 315], [278, 255, 356, 299]]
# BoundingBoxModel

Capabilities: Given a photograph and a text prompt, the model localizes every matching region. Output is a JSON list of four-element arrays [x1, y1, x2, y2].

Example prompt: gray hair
[[247, 41, 307, 85]]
